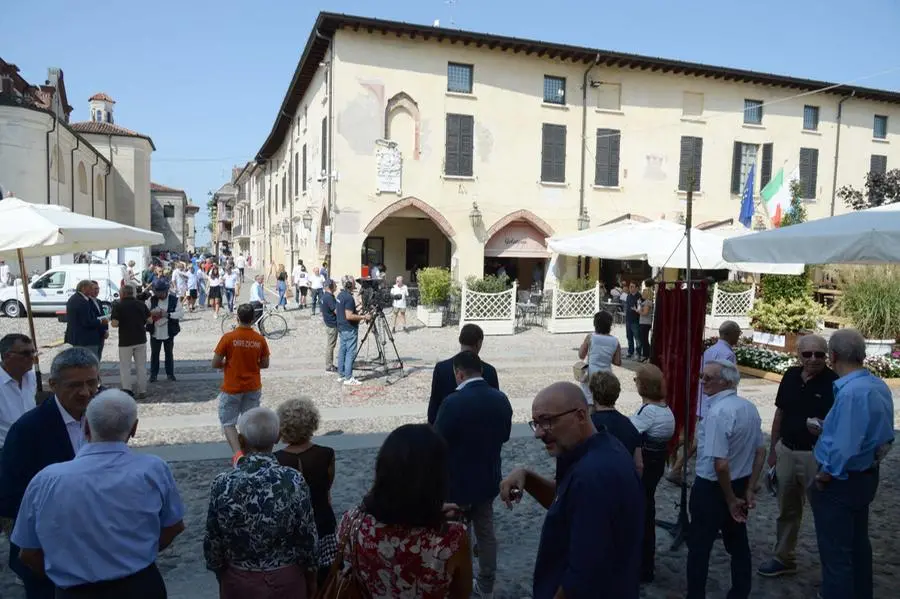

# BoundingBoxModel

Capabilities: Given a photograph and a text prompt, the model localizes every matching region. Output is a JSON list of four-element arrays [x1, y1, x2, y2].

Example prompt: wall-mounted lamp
[[469, 201, 482, 230], [301, 208, 313, 230], [577, 208, 591, 231]]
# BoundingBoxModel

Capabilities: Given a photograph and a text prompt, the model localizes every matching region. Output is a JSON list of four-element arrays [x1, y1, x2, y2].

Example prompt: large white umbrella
[[723, 203, 900, 265], [547, 219, 804, 274], [0, 197, 164, 390]]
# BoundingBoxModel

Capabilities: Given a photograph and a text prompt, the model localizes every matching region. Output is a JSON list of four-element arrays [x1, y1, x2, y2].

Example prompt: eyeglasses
[[529, 408, 580, 432], [801, 351, 827, 359]]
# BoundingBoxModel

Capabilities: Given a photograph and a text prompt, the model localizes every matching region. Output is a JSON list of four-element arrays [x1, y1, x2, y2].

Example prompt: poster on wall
[[375, 139, 402, 195]]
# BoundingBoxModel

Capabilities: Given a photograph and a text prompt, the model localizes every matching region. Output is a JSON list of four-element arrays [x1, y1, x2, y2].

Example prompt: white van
[[0, 263, 126, 318]]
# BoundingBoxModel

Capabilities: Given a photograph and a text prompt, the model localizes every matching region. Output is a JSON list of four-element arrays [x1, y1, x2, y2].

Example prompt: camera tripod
[[352, 305, 404, 379]]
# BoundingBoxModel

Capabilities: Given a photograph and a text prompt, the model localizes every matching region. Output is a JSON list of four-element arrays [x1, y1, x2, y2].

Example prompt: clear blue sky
[[5, 0, 899, 246]]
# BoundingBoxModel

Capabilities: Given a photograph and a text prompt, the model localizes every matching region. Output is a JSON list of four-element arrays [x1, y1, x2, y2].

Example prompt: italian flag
[[760, 166, 800, 227]]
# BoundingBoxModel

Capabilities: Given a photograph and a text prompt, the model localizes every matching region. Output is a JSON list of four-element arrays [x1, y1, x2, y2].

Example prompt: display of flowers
[[864, 355, 900, 378], [734, 345, 798, 374]]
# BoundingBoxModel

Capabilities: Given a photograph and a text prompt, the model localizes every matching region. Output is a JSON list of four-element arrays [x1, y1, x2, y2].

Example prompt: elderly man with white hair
[[686, 359, 766, 599], [10, 389, 185, 598], [204, 407, 319, 599], [809, 328, 894, 599]]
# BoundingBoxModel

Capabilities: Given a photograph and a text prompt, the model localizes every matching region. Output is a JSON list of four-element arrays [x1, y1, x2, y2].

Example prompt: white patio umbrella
[[723, 203, 900, 265], [547, 219, 804, 274], [0, 197, 164, 390]]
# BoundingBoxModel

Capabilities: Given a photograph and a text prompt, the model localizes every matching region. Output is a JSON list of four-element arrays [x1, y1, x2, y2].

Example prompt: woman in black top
[[587, 371, 643, 476], [275, 397, 337, 585]]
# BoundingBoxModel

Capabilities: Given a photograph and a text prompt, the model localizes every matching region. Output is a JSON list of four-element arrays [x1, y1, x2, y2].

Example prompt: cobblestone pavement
[[1, 272, 898, 598]]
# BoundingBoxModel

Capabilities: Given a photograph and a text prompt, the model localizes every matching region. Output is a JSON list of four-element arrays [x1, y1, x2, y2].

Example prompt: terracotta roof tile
[[150, 182, 184, 194], [70, 121, 156, 150], [89, 92, 115, 103]]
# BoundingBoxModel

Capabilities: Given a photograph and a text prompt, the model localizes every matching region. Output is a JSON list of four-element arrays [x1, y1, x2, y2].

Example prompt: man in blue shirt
[[321, 279, 339, 372], [809, 329, 894, 599], [435, 351, 512, 599], [335, 276, 370, 386], [11, 389, 185, 598], [500, 382, 643, 599]]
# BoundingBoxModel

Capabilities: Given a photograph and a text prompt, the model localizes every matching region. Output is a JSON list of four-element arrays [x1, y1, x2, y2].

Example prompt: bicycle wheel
[[260, 313, 288, 339], [220, 313, 237, 334]]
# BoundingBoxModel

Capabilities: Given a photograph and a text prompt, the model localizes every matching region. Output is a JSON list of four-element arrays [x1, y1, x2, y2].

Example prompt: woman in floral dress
[[337, 424, 472, 599]]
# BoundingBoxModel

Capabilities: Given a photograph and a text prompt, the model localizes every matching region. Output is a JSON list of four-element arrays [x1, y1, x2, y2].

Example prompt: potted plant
[[748, 296, 824, 353], [836, 265, 900, 357], [415, 267, 451, 327]]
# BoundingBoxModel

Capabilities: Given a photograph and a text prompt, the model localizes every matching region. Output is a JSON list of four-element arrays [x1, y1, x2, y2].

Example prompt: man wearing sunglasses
[[499, 382, 643, 599], [758, 334, 837, 578], [0, 334, 38, 478]]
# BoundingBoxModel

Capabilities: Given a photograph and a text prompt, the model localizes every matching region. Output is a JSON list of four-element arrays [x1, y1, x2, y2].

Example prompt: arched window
[[95, 175, 104, 203], [77, 162, 87, 194]]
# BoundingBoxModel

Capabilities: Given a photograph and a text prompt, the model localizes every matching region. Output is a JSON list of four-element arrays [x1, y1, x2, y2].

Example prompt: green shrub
[[560, 277, 597, 293], [836, 266, 900, 340], [759, 273, 812, 302], [416, 267, 451, 307], [749, 296, 824, 334], [717, 280, 752, 294], [466, 274, 510, 293]]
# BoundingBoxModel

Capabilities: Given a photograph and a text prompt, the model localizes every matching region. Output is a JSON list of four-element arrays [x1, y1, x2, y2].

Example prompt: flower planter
[[864, 339, 895, 358], [416, 304, 444, 328]]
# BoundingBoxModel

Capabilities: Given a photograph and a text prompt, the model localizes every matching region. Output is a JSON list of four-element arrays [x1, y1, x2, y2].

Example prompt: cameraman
[[336, 275, 371, 386], [391, 275, 409, 333]]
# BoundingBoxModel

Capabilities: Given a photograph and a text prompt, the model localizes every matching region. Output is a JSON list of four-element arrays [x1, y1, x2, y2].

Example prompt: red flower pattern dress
[[338, 507, 467, 599]]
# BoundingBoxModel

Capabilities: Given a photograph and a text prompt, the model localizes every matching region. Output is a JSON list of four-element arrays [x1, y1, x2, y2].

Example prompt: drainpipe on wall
[[830, 91, 855, 216], [89, 154, 100, 217], [315, 27, 335, 268], [106, 134, 114, 221], [69, 137, 80, 211], [578, 53, 601, 227], [44, 112, 57, 271]]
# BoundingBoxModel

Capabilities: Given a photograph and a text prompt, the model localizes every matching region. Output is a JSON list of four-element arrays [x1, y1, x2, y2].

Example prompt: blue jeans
[[625, 320, 641, 356], [311, 288, 322, 315], [224, 287, 235, 312], [276, 281, 287, 307], [337, 328, 358, 379], [809, 470, 878, 599]]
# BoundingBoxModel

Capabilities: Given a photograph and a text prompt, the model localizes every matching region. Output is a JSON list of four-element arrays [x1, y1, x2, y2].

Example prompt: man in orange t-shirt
[[213, 303, 270, 454]]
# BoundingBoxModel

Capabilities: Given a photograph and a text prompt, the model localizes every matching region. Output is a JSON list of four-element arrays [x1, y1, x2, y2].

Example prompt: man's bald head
[[798, 333, 828, 377], [531, 382, 593, 457], [797, 334, 827, 352]]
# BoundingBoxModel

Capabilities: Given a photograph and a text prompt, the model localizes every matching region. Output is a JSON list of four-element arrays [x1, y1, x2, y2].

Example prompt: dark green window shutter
[[870, 154, 888, 175], [730, 142, 743, 194], [459, 115, 474, 176], [321, 117, 328, 174], [679, 136, 702, 192], [445, 114, 474, 176], [799, 147, 819, 199], [542, 124, 567, 183], [595, 128, 620, 186], [761, 143, 773, 188], [301, 144, 307, 192]]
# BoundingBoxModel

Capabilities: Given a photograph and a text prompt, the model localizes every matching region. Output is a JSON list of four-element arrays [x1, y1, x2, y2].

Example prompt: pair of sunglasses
[[800, 351, 826, 359]]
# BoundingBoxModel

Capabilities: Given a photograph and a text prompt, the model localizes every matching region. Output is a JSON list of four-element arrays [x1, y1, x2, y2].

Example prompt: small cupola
[[88, 92, 115, 124]]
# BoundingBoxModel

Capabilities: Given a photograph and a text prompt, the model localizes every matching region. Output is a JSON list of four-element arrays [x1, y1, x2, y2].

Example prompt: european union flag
[[738, 164, 755, 228]]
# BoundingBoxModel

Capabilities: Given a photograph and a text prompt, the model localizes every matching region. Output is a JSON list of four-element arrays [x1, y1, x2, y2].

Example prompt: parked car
[[0, 263, 126, 318]]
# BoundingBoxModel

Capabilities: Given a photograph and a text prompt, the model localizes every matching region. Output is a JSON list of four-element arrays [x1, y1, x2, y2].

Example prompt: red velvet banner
[[650, 281, 708, 453]]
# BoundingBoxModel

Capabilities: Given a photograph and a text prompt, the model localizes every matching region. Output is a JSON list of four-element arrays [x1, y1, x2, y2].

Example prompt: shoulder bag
[[315, 508, 370, 599]]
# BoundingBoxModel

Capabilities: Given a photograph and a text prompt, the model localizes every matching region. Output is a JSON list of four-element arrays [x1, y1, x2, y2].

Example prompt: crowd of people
[[0, 266, 894, 599]]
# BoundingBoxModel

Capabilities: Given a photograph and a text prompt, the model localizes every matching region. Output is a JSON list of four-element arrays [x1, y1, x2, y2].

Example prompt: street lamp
[[577, 208, 590, 231], [280, 219, 290, 237], [469, 200, 482, 230], [302, 208, 313, 230]]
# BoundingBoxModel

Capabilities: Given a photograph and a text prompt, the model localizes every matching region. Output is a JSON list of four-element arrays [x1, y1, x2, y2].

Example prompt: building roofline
[[70, 121, 157, 150], [150, 182, 186, 195], [256, 11, 900, 161], [0, 95, 112, 168]]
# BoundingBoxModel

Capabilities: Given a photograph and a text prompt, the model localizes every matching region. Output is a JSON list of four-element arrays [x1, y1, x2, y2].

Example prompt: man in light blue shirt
[[11, 389, 185, 598], [809, 329, 894, 599]]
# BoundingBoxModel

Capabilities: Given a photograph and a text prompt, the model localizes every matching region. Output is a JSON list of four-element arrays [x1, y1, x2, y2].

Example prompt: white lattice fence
[[709, 283, 756, 329], [459, 281, 517, 335], [548, 282, 600, 333]]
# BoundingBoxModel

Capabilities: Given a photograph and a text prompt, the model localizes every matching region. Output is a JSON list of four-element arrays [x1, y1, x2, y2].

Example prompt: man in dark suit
[[64, 280, 108, 360], [434, 351, 513, 599], [427, 323, 499, 425], [0, 347, 100, 599]]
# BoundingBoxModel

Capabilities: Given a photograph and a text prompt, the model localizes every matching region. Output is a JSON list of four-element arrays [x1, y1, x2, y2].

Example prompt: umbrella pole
[[17, 249, 43, 392]]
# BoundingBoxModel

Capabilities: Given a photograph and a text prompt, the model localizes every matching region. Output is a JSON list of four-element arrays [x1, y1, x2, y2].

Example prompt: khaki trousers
[[773, 439, 819, 566], [325, 326, 337, 368], [118, 343, 148, 394]]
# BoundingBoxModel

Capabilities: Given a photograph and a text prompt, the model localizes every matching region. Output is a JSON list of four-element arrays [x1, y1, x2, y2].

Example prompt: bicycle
[[220, 305, 288, 339]]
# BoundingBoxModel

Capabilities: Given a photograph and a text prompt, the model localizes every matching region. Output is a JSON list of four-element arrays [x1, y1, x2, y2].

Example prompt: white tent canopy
[[0, 198, 163, 260], [723, 203, 900, 265], [547, 219, 804, 274]]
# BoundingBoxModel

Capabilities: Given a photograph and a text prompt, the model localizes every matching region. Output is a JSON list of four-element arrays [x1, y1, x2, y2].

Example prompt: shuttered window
[[293, 152, 299, 195], [321, 117, 328, 175], [678, 136, 702, 192], [799, 147, 819, 199], [541, 124, 567, 183], [803, 105, 820, 131], [594, 128, 620, 186], [281, 175, 287, 209], [730, 142, 759, 194], [445, 114, 474, 177], [301, 144, 307, 192], [761, 143, 774, 188], [870, 154, 888, 175]]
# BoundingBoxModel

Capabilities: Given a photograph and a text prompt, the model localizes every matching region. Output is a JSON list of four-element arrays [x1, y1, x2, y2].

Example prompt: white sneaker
[[343, 377, 361, 386]]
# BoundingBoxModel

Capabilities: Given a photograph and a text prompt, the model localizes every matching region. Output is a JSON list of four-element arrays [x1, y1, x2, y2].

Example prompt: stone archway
[[384, 92, 421, 160], [363, 196, 455, 239], [485, 209, 554, 240]]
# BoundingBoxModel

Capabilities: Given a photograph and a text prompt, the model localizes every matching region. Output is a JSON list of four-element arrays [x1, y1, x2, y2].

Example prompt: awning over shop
[[484, 222, 550, 258]]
